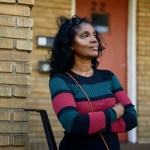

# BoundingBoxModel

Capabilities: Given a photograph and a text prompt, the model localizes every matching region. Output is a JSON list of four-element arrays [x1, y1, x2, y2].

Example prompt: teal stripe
[[49, 77, 71, 95], [126, 107, 137, 118], [108, 108, 117, 122], [59, 110, 79, 133], [111, 75, 122, 91], [70, 81, 112, 98]]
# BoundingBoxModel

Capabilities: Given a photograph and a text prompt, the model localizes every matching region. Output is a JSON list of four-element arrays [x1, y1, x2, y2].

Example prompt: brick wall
[[27, 0, 72, 149], [0, 0, 34, 149], [137, 0, 150, 143]]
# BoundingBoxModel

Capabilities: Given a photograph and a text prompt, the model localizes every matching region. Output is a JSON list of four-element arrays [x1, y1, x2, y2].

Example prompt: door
[[76, 0, 128, 141]]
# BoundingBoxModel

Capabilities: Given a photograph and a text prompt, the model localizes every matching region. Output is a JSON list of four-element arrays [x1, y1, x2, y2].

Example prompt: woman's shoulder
[[95, 69, 114, 75], [95, 69, 114, 80], [50, 72, 65, 79], [50, 72, 74, 84], [50, 72, 67, 81]]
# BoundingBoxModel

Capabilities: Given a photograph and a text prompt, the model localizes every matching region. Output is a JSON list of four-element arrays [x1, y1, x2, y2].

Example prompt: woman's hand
[[112, 103, 124, 119]]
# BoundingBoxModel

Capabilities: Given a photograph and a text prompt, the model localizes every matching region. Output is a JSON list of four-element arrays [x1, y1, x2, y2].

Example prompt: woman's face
[[72, 23, 99, 60]]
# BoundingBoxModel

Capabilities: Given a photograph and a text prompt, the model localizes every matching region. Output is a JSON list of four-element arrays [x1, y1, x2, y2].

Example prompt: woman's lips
[[90, 46, 98, 50]]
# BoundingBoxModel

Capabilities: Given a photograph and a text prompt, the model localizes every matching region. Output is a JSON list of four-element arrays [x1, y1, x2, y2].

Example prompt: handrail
[[25, 109, 57, 150]]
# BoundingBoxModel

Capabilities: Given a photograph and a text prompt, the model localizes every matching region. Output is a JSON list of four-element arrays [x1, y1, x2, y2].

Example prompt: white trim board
[[127, 0, 137, 143], [71, 0, 76, 16]]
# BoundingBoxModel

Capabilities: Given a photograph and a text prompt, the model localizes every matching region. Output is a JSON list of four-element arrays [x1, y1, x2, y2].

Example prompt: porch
[[27, 142, 150, 150]]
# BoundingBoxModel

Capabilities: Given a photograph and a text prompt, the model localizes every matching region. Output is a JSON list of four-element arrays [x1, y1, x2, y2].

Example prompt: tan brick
[[0, 0, 15, 3], [0, 98, 26, 108], [138, 11, 146, 17], [0, 122, 28, 133], [137, 58, 146, 65], [0, 27, 33, 39], [13, 111, 28, 122], [146, 51, 150, 56], [0, 4, 30, 16], [0, 135, 10, 146], [35, 1, 71, 9], [137, 50, 146, 56], [138, 131, 150, 137], [138, 36, 150, 41], [0, 50, 29, 62], [31, 6, 71, 17], [12, 134, 28, 146], [0, 74, 30, 85], [0, 38, 13, 49], [0, 111, 11, 121], [138, 138, 150, 144], [138, 40, 146, 46], [0, 61, 13, 72], [18, 0, 34, 5], [0, 147, 25, 150], [14, 51, 29, 62], [0, 15, 15, 26], [16, 40, 32, 51], [14, 86, 30, 97], [0, 86, 12, 97], [16, 63, 32, 74], [17, 17, 33, 28]]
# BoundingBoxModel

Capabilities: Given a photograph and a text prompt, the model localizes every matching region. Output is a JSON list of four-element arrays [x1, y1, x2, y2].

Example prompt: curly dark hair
[[47, 15, 105, 76]]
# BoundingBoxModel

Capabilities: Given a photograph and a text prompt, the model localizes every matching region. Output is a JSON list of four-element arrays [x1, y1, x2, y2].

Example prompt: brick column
[[0, 0, 34, 149], [137, 0, 150, 143]]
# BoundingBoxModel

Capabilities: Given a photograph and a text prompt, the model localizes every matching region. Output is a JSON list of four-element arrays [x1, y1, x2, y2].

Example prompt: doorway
[[76, 0, 128, 141]]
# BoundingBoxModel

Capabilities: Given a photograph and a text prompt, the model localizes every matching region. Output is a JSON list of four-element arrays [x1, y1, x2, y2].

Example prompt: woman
[[48, 15, 137, 150]]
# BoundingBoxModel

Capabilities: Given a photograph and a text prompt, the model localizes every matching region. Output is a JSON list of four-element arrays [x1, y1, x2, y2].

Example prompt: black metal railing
[[25, 109, 57, 150]]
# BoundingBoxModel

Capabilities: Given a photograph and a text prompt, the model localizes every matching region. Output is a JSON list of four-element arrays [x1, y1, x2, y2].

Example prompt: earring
[[71, 47, 74, 51]]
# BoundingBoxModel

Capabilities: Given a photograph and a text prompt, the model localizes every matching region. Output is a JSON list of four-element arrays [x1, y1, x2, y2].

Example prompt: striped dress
[[49, 69, 137, 150]]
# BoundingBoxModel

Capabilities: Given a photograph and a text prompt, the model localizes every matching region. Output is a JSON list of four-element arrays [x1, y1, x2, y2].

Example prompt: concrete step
[[27, 142, 150, 150], [121, 142, 150, 150]]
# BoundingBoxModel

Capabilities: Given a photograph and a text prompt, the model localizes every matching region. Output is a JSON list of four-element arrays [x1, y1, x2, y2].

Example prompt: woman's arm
[[109, 73, 137, 133], [49, 75, 118, 135]]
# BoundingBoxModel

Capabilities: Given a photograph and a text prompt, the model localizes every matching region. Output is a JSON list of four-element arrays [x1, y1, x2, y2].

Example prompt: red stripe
[[88, 112, 106, 134], [52, 93, 77, 115], [76, 98, 116, 114], [111, 118, 126, 132], [114, 91, 131, 106]]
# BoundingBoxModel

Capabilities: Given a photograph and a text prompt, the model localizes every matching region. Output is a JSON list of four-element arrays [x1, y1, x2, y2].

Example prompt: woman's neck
[[71, 59, 93, 77]]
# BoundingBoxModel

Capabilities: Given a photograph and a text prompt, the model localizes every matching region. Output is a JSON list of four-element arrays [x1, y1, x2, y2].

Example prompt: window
[[91, 13, 109, 33]]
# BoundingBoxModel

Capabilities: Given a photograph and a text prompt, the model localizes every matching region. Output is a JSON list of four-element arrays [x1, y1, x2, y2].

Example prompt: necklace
[[71, 68, 93, 77]]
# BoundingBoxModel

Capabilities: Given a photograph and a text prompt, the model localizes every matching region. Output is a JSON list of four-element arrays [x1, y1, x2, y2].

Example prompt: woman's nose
[[90, 36, 98, 43]]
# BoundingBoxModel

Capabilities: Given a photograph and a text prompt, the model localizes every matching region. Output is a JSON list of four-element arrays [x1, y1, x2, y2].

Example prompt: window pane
[[92, 13, 109, 33]]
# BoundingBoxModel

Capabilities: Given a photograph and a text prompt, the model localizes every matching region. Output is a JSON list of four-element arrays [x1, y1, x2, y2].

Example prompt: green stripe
[[111, 75, 122, 91], [49, 77, 71, 95], [70, 81, 112, 98], [126, 107, 137, 118], [59, 110, 79, 133], [108, 108, 117, 122]]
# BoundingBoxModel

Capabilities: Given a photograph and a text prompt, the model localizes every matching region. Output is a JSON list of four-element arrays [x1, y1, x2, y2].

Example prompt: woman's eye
[[81, 34, 88, 38]]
